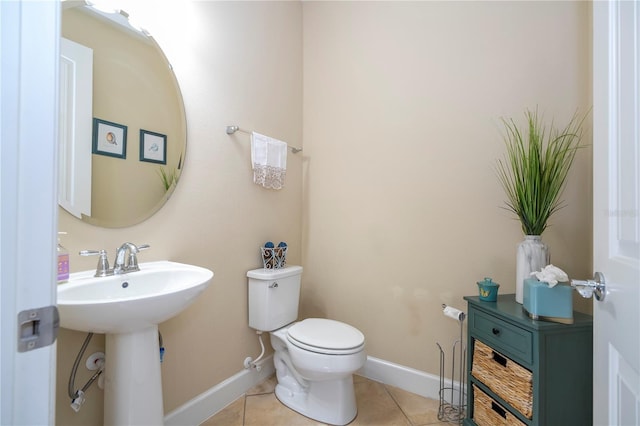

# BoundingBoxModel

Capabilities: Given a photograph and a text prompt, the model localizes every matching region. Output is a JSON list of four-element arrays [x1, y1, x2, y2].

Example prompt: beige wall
[[56, 2, 302, 424], [55, 1, 592, 425], [301, 0, 592, 374]]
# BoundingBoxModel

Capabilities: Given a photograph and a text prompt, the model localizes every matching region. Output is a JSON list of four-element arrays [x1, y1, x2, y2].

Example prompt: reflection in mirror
[[60, 2, 186, 228]]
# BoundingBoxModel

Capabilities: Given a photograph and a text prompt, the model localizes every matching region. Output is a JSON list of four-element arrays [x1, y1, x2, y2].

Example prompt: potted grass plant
[[496, 108, 586, 303], [158, 167, 178, 192]]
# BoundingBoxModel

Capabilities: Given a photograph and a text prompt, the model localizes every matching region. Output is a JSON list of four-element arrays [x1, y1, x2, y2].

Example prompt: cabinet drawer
[[470, 310, 532, 364], [471, 340, 533, 419], [472, 384, 526, 426]]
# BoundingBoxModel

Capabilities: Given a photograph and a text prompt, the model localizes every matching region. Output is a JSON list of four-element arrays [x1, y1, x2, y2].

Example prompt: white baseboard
[[358, 356, 466, 405], [164, 355, 275, 426], [357, 356, 442, 400], [164, 355, 463, 425]]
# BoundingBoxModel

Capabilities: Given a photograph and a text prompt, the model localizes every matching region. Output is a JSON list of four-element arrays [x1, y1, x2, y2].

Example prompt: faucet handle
[[125, 244, 149, 272], [80, 249, 112, 277], [127, 252, 140, 272]]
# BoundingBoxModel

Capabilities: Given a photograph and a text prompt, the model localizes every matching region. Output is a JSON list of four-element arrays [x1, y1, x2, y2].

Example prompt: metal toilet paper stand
[[436, 304, 466, 424]]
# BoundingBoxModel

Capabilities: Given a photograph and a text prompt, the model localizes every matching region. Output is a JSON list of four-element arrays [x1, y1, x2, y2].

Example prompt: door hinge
[[17, 306, 59, 352]]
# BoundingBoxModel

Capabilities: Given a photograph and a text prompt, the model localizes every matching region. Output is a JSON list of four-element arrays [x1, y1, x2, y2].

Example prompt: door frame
[[1, 1, 60, 424]]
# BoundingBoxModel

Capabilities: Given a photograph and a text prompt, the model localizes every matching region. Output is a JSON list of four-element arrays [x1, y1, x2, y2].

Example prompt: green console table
[[463, 294, 593, 426]]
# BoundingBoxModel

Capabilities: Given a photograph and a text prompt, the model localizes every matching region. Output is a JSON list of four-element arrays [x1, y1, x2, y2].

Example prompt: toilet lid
[[287, 318, 365, 355]]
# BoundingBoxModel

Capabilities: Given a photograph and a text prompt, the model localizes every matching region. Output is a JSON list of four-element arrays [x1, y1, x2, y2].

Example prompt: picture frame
[[139, 129, 167, 165], [92, 118, 127, 159]]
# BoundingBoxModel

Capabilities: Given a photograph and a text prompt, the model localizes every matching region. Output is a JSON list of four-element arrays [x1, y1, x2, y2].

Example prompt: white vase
[[515, 235, 550, 304]]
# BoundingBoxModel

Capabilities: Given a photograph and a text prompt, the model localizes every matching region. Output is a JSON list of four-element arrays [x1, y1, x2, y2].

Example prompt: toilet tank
[[247, 265, 303, 331]]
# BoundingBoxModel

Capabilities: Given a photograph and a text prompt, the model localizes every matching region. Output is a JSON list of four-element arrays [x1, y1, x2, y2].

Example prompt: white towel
[[251, 132, 287, 189]]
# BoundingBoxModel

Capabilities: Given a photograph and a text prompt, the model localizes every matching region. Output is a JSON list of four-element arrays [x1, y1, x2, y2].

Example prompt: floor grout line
[[204, 375, 447, 426], [381, 383, 414, 426], [242, 394, 247, 425]]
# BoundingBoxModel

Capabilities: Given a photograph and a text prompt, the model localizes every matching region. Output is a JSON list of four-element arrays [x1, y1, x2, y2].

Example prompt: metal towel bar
[[225, 125, 302, 154]]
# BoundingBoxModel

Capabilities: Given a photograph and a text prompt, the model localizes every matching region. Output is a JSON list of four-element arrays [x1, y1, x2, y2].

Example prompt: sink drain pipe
[[68, 331, 165, 412], [68, 333, 104, 412], [159, 331, 165, 363]]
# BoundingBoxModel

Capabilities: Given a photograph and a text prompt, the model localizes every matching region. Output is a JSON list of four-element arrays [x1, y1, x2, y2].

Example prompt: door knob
[[571, 272, 606, 301]]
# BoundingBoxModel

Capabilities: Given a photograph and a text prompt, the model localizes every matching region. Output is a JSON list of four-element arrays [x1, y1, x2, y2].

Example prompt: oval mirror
[[59, 2, 186, 228]]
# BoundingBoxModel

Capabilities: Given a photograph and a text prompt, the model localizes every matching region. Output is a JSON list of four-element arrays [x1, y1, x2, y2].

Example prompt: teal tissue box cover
[[523, 278, 573, 321]]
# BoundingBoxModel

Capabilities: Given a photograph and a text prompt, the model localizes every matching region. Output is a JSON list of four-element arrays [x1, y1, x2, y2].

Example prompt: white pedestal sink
[[57, 260, 214, 425]]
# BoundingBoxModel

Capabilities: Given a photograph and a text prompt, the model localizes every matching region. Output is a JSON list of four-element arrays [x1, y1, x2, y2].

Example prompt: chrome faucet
[[113, 242, 151, 274], [114, 242, 139, 274], [80, 243, 150, 277]]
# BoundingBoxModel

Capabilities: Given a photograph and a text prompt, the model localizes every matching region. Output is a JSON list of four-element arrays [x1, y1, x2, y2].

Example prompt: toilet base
[[274, 376, 357, 426]]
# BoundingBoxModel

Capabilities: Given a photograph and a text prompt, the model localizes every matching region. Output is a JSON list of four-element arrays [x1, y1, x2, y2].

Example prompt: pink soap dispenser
[[57, 232, 69, 284]]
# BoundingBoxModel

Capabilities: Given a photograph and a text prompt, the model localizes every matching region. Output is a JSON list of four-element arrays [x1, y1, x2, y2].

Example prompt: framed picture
[[139, 129, 167, 164], [92, 118, 127, 159]]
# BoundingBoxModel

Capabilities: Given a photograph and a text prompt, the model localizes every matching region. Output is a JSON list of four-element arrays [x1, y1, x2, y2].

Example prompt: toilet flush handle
[[269, 282, 278, 288]]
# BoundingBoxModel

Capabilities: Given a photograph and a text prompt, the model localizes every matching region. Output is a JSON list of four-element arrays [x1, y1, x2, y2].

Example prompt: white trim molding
[[164, 356, 276, 426], [357, 356, 442, 400], [164, 355, 464, 425]]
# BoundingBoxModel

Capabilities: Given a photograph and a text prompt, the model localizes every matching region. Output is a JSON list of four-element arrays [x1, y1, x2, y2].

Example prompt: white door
[[0, 1, 60, 424], [59, 37, 93, 219], [592, 1, 640, 425]]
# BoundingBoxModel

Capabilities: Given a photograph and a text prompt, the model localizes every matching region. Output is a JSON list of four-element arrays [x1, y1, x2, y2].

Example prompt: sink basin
[[57, 260, 213, 425], [58, 260, 214, 334]]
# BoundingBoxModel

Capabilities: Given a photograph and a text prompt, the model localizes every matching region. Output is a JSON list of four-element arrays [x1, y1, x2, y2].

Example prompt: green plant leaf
[[496, 108, 588, 235], [157, 167, 178, 191]]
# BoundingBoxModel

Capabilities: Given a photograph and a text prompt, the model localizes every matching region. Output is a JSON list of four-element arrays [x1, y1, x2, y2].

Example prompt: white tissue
[[443, 306, 465, 321], [530, 264, 569, 288]]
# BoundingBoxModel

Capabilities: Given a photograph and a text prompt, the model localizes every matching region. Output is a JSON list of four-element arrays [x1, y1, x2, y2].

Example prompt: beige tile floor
[[201, 374, 455, 426]]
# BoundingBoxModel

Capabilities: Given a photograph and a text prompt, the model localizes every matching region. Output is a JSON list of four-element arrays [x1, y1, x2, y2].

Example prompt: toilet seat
[[287, 318, 365, 355]]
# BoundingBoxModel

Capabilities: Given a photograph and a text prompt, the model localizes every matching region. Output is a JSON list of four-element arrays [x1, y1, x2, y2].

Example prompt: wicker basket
[[471, 340, 533, 419], [472, 385, 526, 426]]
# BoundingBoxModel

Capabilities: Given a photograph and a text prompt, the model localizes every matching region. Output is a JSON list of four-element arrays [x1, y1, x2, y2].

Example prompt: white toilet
[[247, 265, 366, 425]]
